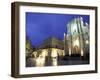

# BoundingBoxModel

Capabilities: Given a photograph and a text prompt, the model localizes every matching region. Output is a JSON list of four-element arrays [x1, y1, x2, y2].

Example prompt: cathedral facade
[[64, 17, 89, 57]]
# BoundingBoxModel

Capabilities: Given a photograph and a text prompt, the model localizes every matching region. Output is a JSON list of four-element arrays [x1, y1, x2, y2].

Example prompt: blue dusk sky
[[26, 12, 89, 47]]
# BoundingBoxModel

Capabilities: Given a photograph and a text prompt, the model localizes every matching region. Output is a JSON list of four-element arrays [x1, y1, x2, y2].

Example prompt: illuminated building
[[38, 37, 64, 49], [64, 17, 89, 57], [37, 37, 65, 57]]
